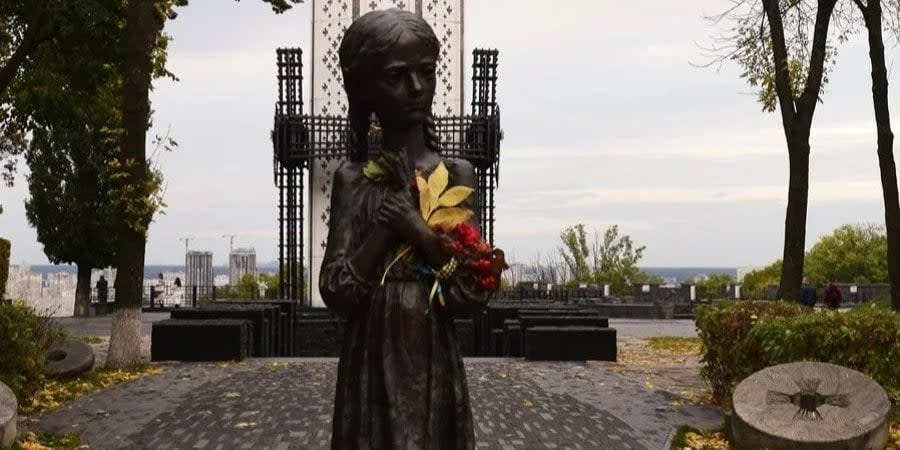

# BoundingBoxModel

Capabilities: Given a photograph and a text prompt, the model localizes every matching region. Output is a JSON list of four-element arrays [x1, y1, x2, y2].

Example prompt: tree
[[558, 223, 651, 295], [744, 224, 888, 295], [706, 0, 849, 301], [0, 1, 104, 190], [13, 0, 123, 318], [107, 0, 303, 369], [106, 0, 168, 368], [805, 223, 888, 284], [741, 259, 783, 294], [558, 225, 591, 282], [25, 129, 118, 317], [0, 2, 60, 97], [847, 0, 900, 310], [695, 273, 736, 299]]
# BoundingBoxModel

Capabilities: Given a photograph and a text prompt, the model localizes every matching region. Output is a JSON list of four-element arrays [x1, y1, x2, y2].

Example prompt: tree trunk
[[107, 0, 158, 369], [778, 132, 811, 302], [861, 2, 900, 311], [763, 0, 835, 303], [74, 264, 92, 317]]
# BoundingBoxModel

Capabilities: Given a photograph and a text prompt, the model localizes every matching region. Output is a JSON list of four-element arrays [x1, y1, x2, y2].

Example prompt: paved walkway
[[26, 316, 719, 449]]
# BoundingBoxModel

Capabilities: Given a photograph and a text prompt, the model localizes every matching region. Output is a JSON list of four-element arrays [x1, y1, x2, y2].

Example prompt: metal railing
[[89, 283, 281, 312]]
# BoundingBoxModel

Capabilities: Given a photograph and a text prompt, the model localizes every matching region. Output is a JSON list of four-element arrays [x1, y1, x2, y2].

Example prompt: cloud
[[503, 179, 881, 208]]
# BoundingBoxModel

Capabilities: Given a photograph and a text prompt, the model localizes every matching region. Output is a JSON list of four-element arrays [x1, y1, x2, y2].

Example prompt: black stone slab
[[151, 319, 250, 362], [525, 327, 617, 362], [172, 307, 270, 357]]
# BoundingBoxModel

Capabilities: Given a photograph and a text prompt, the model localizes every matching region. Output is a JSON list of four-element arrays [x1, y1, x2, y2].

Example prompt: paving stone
[[26, 317, 719, 449]]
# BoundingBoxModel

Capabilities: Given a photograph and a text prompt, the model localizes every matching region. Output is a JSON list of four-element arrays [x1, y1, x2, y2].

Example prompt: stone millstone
[[731, 361, 890, 450], [0, 380, 16, 448]]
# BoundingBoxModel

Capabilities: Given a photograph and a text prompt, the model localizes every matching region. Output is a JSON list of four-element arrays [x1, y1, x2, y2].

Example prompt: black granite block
[[525, 327, 617, 362], [453, 319, 476, 356], [151, 319, 250, 362], [172, 307, 269, 357]]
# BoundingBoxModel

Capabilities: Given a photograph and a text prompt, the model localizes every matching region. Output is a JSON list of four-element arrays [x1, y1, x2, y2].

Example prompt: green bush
[[695, 300, 813, 404], [747, 304, 900, 392], [0, 237, 9, 301], [696, 300, 900, 407], [0, 301, 67, 401]]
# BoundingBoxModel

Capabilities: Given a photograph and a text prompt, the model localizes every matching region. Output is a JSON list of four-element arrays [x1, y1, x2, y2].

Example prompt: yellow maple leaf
[[416, 175, 431, 220], [437, 186, 474, 208], [427, 207, 473, 229], [427, 162, 449, 205]]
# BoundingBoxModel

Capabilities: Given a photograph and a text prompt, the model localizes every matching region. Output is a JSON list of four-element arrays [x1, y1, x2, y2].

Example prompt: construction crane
[[222, 234, 238, 254], [179, 236, 196, 254]]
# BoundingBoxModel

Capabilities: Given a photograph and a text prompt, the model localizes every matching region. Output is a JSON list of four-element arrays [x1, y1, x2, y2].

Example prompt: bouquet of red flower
[[365, 157, 507, 310], [436, 222, 506, 292]]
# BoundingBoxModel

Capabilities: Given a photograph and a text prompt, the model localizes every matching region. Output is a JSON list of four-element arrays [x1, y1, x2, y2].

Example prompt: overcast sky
[[0, 0, 896, 268]]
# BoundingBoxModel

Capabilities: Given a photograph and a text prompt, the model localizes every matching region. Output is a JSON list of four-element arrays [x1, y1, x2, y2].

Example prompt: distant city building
[[7, 265, 73, 317], [229, 248, 257, 285], [214, 275, 230, 287], [185, 251, 214, 290]]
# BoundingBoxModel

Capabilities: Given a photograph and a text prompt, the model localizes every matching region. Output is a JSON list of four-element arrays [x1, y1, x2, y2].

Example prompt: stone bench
[[502, 319, 522, 357], [519, 315, 609, 329], [525, 326, 617, 361], [0, 381, 15, 448], [517, 310, 600, 318], [216, 300, 298, 356], [172, 307, 270, 357], [592, 304, 659, 319], [204, 304, 281, 356], [490, 328, 505, 356], [151, 319, 251, 362], [518, 316, 611, 356]]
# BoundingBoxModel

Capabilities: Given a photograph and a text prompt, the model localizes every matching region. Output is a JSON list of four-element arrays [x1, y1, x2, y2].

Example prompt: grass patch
[[646, 337, 702, 356], [77, 336, 103, 345], [670, 425, 728, 449], [890, 404, 900, 449], [20, 364, 164, 415], [13, 432, 84, 449]]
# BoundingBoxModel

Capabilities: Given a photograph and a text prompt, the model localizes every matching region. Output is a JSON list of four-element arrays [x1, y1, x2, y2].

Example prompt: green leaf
[[363, 160, 388, 182]]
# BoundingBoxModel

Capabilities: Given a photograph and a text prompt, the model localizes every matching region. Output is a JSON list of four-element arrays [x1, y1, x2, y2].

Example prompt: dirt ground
[[601, 335, 714, 405]]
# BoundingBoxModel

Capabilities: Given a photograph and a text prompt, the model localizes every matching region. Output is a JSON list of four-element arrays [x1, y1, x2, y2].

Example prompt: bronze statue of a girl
[[320, 8, 498, 450]]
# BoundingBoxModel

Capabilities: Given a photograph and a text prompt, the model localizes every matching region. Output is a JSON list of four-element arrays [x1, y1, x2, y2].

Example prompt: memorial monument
[[318, 9, 505, 447], [271, 0, 501, 306]]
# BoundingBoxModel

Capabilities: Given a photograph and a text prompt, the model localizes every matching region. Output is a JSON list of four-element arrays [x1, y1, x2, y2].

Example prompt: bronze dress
[[320, 158, 489, 450]]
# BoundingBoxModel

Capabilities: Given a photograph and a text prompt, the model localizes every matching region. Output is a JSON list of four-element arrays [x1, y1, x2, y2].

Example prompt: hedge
[[695, 300, 900, 406], [0, 301, 67, 401]]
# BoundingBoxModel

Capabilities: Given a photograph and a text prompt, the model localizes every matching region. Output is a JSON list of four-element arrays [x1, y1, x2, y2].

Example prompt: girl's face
[[367, 30, 437, 125]]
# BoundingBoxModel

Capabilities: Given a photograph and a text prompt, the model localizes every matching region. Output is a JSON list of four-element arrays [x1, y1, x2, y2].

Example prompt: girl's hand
[[376, 191, 423, 241]]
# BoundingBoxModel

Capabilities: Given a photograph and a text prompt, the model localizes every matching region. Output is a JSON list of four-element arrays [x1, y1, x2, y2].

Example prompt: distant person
[[151, 273, 165, 307], [823, 279, 843, 310], [96, 276, 109, 314], [173, 277, 183, 306], [800, 277, 817, 307]]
